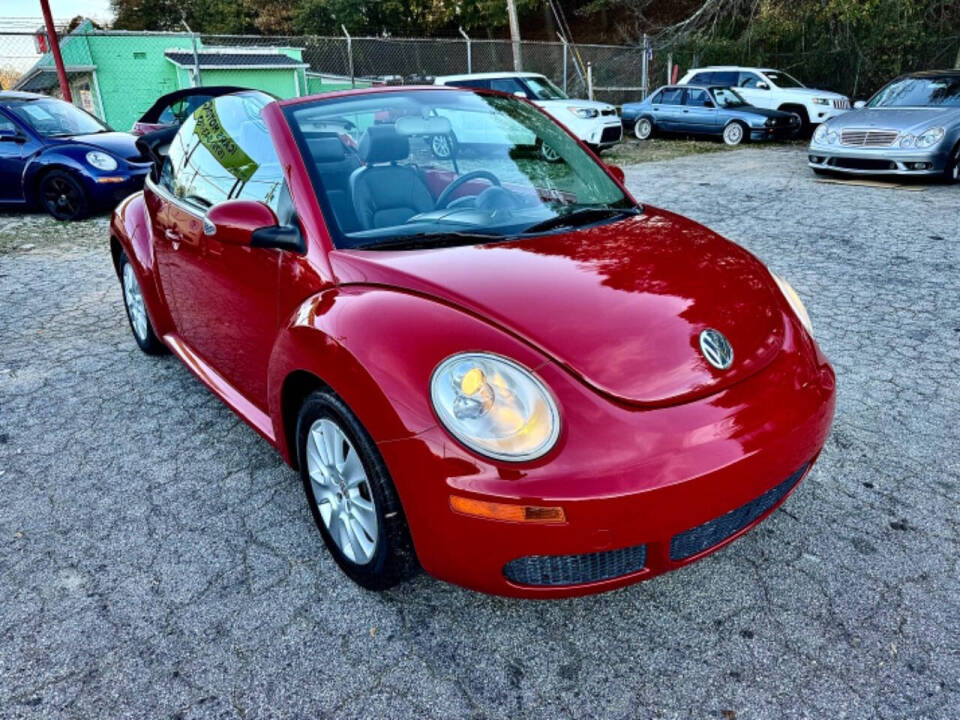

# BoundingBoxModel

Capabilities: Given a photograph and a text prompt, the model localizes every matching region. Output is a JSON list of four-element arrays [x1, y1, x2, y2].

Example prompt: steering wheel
[[435, 170, 501, 210]]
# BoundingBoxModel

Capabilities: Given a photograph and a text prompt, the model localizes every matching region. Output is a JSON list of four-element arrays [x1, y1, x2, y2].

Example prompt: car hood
[[778, 87, 847, 100], [537, 98, 616, 113], [330, 208, 787, 407], [48, 131, 146, 162], [824, 106, 960, 133]]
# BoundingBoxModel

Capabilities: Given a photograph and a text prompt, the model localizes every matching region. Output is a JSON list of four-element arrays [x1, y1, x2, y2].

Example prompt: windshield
[[867, 76, 960, 108], [763, 71, 804, 89], [8, 98, 108, 137], [712, 88, 749, 107], [285, 89, 632, 250], [524, 76, 568, 100]]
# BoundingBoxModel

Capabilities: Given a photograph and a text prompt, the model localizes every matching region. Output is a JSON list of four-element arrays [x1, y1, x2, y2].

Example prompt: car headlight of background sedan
[[568, 106, 599, 119], [85, 151, 118, 171], [812, 98, 831, 106], [431, 353, 560, 461], [772, 273, 813, 335], [915, 127, 945, 149]]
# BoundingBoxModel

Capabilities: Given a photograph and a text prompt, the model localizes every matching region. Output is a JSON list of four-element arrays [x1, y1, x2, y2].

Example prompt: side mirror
[[606, 164, 625, 184], [756, 82, 770, 90], [513, 90, 527, 98], [704, 100, 715, 108], [853, 100, 866, 110], [204, 199, 303, 252]]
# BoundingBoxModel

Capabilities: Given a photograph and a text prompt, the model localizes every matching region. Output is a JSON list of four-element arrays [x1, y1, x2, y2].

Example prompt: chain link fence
[[2, 27, 959, 131]]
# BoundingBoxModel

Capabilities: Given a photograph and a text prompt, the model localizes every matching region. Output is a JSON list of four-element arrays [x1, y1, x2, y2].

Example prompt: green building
[[15, 21, 367, 132]]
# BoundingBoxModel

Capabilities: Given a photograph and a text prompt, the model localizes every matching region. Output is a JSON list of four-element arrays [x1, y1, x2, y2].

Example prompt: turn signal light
[[449, 495, 566, 524]]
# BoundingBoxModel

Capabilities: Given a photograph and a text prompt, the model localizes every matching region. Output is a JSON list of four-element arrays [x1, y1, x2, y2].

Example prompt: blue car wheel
[[38, 169, 90, 221]]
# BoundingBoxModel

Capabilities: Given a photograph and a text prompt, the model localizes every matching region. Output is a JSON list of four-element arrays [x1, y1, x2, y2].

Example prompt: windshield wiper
[[356, 230, 509, 252], [521, 206, 639, 235]]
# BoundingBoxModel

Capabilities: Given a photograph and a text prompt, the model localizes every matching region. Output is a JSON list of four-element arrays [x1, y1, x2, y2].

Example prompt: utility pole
[[506, 0, 522, 71], [39, 0, 71, 102]]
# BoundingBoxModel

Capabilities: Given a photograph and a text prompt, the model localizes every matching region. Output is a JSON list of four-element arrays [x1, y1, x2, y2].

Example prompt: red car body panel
[[109, 87, 835, 597]]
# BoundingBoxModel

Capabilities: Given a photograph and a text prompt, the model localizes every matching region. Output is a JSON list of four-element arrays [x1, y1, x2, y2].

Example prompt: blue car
[[0, 91, 151, 220], [622, 85, 801, 146]]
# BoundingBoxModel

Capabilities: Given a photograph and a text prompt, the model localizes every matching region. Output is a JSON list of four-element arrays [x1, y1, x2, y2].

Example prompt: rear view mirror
[[205, 199, 302, 252], [606, 164, 625, 184]]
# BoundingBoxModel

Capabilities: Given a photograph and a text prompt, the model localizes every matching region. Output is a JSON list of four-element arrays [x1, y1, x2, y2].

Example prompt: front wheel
[[297, 390, 418, 591], [39, 170, 90, 221], [722, 122, 747, 146], [430, 133, 457, 160], [119, 252, 167, 355], [538, 140, 561, 162], [634, 117, 654, 141], [942, 146, 960, 184]]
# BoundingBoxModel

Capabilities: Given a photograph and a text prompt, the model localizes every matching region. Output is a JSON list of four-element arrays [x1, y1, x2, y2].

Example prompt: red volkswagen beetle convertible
[[110, 87, 835, 597]]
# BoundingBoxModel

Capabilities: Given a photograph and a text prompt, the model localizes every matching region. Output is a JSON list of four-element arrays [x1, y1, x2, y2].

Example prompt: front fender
[[266, 285, 550, 465]]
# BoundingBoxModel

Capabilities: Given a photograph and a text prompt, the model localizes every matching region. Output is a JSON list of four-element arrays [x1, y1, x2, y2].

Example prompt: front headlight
[[813, 124, 828, 143], [813, 125, 837, 144], [915, 127, 945, 149], [772, 273, 813, 335], [899, 134, 916, 148], [430, 353, 560, 462], [812, 97, 831, 106], [568, 106, 599, 119], [86, 151, 118, 171]]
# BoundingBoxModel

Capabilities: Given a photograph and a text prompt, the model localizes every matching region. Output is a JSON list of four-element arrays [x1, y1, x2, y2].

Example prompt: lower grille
[[600, 125, 622, 143], [504, 544, 646, 587], [831, 157, 898, 171], [670, 464, 809, 561]]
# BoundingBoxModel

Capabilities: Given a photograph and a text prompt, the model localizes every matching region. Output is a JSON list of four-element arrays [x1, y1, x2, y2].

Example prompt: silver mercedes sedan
[[808, 70, 960, 182]]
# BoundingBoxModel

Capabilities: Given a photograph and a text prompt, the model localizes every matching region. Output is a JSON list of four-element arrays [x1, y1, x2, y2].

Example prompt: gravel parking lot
[[1, 144, 958, 719]]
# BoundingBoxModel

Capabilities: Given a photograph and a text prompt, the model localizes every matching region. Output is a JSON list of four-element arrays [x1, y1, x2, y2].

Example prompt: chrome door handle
[[164, 228, 181, 241]]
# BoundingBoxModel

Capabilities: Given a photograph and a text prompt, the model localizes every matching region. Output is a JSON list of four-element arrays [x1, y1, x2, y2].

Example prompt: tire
[[39, 169, 91, 221], [634, 117, 654, 141], [430, 133, 457, 160], [942, 145, 960, 184], [722, 122, 747, 146], [118, 251, 167, 355], [538, 140, 561, 163], [780, 105, 811, 136], [296, 390, 418, 591]]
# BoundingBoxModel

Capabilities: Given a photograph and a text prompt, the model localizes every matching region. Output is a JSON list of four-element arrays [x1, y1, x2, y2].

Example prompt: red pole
[[39, 0, 72, 103]]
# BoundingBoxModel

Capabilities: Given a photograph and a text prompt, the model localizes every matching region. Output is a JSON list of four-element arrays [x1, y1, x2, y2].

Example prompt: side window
[[489, 77, 530, 97], [649, 90, 663, 104], [712, 71, 739, 86], [168, 93, 284, 214], [685, 89, 712, 107], [659, 88, 684, 105], [690, 72, 713, 85], [0, 113, 18, 134], [448, 79, 490, 90], [739, 72, 764, 88]]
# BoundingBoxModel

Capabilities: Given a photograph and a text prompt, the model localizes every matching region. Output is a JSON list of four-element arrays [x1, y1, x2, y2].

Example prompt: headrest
[[307, 136, 346, 163], [357, 125, 409, 164], [395, 115, 453, 137]]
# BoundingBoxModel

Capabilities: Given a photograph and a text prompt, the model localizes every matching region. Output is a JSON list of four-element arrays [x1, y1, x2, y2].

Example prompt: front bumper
[[83, 163, 151, 208], [808, 144, 950, 175], [750, 126, 799, 141], [381, 316, 835, 598], [576, 118, 623, 148]]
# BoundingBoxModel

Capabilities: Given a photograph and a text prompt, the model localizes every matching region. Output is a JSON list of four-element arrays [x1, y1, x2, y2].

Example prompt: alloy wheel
[[431, 134, 452, 158], [122, 262, 149, 342], [723, 123, 744, 146], [635, 118, 652, 141], [43, 176, 80, 219], [540, 142, 560, 162], [305, 418, 379, 564]]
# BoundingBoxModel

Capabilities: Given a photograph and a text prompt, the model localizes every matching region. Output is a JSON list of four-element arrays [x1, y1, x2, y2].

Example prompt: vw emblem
[[699, 328, 734, 370]]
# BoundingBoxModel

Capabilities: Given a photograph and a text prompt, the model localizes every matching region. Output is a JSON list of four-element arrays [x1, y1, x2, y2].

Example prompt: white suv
[[679, 66, 850, 128], [433, 72, 622, 156]]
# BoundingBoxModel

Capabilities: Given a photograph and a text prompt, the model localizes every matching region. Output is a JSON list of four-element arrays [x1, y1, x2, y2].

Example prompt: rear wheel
[[39, 170, 90, 221], [634, 117, 653, 141], [297, 390, 418, 590], [118, 252, 166, 355], [722, 122, 747, 146]]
